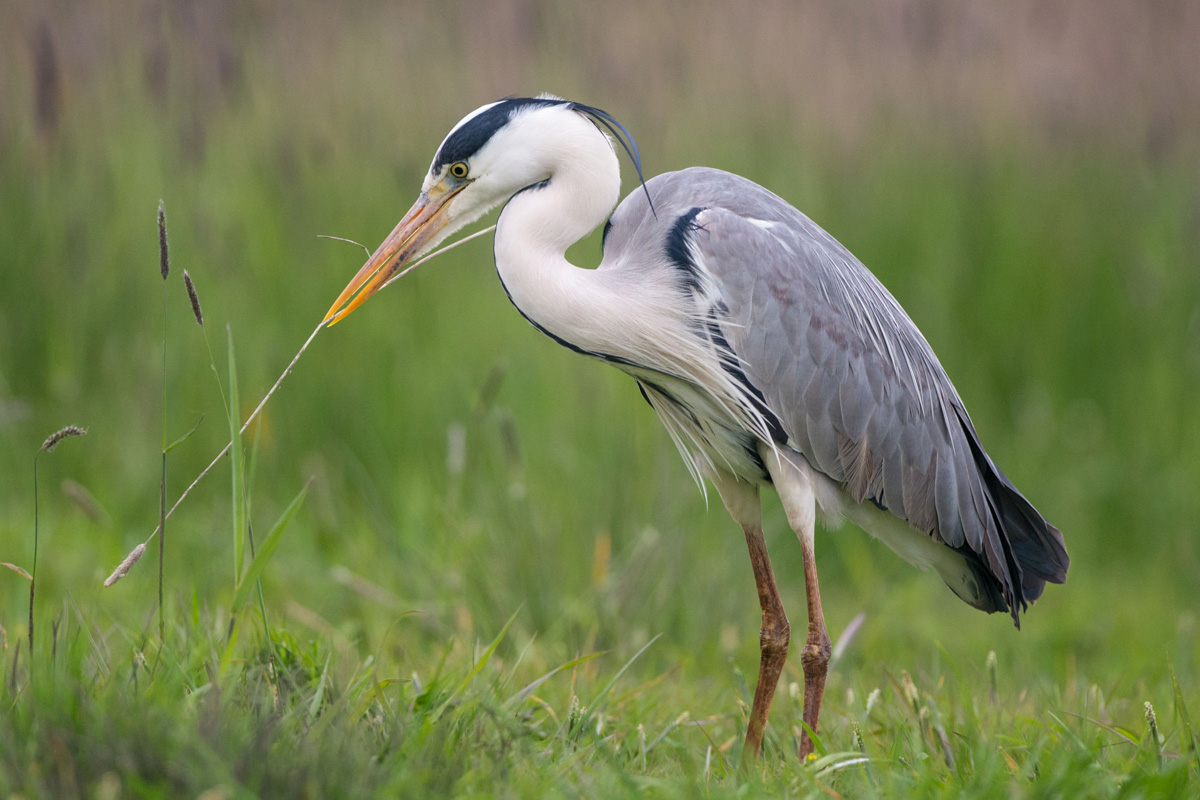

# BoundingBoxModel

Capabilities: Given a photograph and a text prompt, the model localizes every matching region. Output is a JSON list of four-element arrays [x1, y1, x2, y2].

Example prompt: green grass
[[2, 13, 1199, 798]]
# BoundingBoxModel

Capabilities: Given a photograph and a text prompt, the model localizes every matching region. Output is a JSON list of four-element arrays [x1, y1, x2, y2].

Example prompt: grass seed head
[[157, 200, 170, 280], [567, 695, 582, 735], [865, 687, 881, 716], [901, 669, 920, 712], [853, 720, 866, 753], [183, 270, 204, 326], [41, 425, 86, 452], [1146, 700, 1163, 769], [104, 542, 146, 587]]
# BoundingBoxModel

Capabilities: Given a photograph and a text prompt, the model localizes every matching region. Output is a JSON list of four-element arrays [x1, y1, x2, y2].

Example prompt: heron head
[[324, 96, 642, 326]]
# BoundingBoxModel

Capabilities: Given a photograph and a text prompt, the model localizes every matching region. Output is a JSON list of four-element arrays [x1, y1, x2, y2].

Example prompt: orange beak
[[324, 182, 466, 326]]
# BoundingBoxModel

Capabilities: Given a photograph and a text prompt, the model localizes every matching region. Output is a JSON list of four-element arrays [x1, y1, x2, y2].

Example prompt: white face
[[422, 102, 608, 234], [324, 99, 618, 326]]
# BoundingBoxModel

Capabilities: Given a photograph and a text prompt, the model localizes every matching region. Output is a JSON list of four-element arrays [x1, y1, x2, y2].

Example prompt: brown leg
[[797, 538, 831, 759], [741, 523, 791, 763], [709, 471, 790, 765], [760, 444, 831, 761]]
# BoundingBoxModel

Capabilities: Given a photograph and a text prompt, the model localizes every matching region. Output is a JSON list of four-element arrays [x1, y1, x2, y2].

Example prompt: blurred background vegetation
[[1, 0, 1198, 772]]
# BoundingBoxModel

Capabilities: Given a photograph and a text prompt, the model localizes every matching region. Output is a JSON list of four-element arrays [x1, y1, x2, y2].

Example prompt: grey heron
[[325, 96, 1069, 762]]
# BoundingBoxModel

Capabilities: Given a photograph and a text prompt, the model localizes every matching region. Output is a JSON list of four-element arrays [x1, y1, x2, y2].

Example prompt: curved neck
[[493, 132, 624, 354]]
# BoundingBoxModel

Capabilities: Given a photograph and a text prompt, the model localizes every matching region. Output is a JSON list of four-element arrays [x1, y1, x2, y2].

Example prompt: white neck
[[488, 114, 779, 482], [492, 127, 627, 357]]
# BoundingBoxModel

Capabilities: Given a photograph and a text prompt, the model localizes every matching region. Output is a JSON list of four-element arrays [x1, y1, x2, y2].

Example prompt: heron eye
[[449, 162, 469, 179]]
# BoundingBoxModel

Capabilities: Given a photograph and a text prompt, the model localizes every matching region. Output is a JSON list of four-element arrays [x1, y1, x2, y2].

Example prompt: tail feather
[[953, 406, 1069, 626], [984, 464, 1069, 600]]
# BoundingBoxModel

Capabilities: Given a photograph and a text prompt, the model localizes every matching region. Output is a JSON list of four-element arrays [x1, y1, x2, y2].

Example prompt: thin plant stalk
[[30, 453, 39, 651], [160, 296, 167, 642], [246, 514, 281, 681], [158, 199, 170, 643], [227, 326, 245, 582], [245, 420, 278, 657], [31, 425, 86, 649], [378, 224, 495, 292]]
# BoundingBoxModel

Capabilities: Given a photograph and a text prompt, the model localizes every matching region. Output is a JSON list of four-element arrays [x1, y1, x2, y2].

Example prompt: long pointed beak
[[324, 183, 464, 326]]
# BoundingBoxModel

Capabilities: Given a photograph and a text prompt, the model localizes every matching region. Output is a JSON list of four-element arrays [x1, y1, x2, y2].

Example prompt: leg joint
[[759, 618, 790, 657], [800, 630, 831, 673]]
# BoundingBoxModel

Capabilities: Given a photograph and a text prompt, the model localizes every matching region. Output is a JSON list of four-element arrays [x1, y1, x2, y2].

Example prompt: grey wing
[[639, 168, 1069, 624]]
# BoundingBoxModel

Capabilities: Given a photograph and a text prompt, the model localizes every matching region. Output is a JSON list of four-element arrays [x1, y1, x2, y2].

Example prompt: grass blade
[[811, 752, 872, 776], [164, 414, 205, 454], [352, 678, 401, 720], [1171, 664, 1197, 754], [226, 326, 245, 580], [231, 480, 311, 615], [246, 411, 262, 523], [1059, 710, 1140, 747], [798, 719, 828, 759], [574, 634, 662, 737], [2, 563, 32, 581], [433, 609, 519, 721], [505, 652, 604, 709], [308, 652, 332, 720], [218, 614, 242, 684]]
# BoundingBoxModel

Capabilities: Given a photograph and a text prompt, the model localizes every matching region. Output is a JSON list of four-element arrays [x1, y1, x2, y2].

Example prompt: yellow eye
[[449, 162, 469, 179]]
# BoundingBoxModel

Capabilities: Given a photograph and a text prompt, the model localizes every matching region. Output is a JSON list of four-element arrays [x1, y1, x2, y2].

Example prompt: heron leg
[[710, 470, 790, 765], [761, 445, 831, 761], [796, 532, 831, 758]]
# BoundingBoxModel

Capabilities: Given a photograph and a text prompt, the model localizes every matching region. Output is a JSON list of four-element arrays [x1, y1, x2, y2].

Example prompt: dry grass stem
[[926, 694, 955, 769], [316, 234, 370, 256], [157, 200, 170, 280], [323, 224, 497, 324], [378, 225, 495, 293], [42, 425, 86, 452], [103, 321, 324, 586], [184, 270, 204, 326], [103, 543, 146, 586]]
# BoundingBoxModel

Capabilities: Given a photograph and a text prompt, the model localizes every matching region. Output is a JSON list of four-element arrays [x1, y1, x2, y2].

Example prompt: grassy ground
[[2, 4, 1199, 797]]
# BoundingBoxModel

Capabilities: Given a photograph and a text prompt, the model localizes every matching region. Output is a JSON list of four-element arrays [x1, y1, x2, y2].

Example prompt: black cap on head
[[430, 96, 655, 214], [432, 97, 564, 174]]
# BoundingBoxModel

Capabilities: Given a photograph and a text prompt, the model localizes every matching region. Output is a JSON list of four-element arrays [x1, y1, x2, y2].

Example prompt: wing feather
[[618, 167, 1068, 623]]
